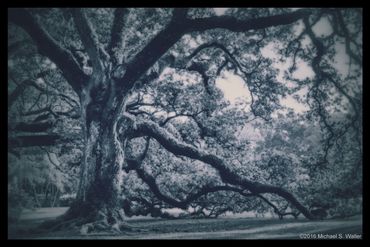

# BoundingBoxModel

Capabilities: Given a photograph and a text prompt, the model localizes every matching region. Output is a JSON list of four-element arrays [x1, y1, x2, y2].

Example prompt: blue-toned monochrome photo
[[8, 7, 362, 239]]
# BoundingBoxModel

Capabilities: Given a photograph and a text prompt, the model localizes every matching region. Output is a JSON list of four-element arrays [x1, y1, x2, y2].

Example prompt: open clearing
[[8, 207, 362, 239]]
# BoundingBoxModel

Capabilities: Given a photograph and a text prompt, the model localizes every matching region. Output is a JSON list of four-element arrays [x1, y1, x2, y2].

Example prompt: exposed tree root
[[37, 203, 139, 235]]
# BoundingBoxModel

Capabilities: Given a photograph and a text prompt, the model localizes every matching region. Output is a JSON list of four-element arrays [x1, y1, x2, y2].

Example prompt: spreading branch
[[70, 8, 107, 73], [118, 9, 310, 95], [257, 195, 300, 219], [116, 9, 189, 93], [186, 9, 311, 32], [11, 121, 54, 133], [125, 160, 248, 211], [108, 8, 131, 65], [125, 147, 297, 219], [8, 8, 88, 96], [128, 118, 313, 219], [8, 75, 80, 117]]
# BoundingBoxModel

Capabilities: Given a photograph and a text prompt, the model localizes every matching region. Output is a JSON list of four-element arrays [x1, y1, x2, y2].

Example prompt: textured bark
[[56, 75, 132, 233]]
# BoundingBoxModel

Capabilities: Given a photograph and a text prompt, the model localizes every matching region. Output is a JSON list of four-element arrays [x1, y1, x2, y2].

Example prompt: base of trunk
[[38, 202, 134, 235]]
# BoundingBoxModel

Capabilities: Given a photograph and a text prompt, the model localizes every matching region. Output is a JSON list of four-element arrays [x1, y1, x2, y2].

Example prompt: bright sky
[[215, 70, 309, 114], [215, 71, 251, 104], [215, 42, 312, 114], [214, 8, 228, 16]]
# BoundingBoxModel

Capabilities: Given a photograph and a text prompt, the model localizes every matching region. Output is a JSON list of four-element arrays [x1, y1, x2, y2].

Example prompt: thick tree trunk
[[64, 123, 125, 233], [40, 77, 132, 234]]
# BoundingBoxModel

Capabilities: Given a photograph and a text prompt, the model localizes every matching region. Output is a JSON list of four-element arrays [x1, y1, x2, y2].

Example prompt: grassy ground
[[8, 207, 363, 239]]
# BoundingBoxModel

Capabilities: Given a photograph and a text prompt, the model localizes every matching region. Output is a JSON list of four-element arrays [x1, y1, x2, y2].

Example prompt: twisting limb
[[125, 139, 299, 219], [303, 16, 335, 165], [333, 10, 362, 66], [257, 195, 300, 219], [160, 110, 205, 127], [8, 74, 80, 118], [179, 41, 269, 121], [125, 118, 313, 219], [186, 63, 213, 95], [186, 42, 240, 69], [303, 17, 325, 76], [303, 14, 361, 166]]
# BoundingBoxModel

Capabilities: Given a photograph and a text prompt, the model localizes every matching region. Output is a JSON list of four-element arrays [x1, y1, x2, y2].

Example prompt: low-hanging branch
[[8, 131, 82, 148], [257, 195, 300, 219], [129, 164, 250, 209], [12, 121, 54, 133], [125, 155, 294, 218], [8, 134, 61, 148], [127, 118, 314, 219]]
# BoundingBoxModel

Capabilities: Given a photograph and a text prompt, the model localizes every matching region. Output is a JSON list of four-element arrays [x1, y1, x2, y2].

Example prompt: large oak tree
[[8, 8, 362, 233]]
